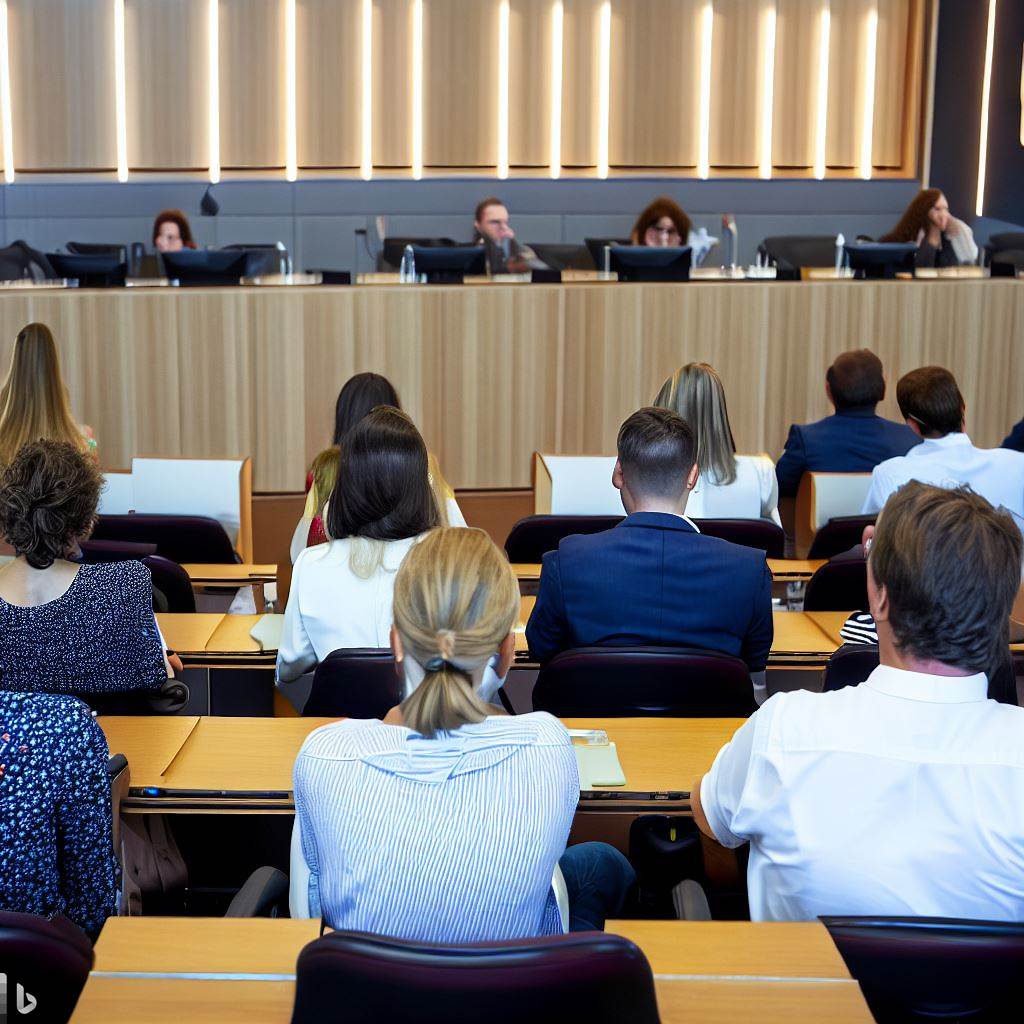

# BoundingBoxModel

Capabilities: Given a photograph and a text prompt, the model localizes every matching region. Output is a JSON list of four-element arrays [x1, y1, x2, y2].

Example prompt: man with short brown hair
[[694, 482, 1024, 921]]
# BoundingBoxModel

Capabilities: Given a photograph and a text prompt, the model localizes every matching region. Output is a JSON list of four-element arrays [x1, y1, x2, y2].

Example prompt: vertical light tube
[[411, 0, 423, 179], [759, 1, 776, 179], [858, 2, 878, 180], [285, 0, 297, 181], [813, 1, 830, 180], [975, 0, 998, 216], [697, 1, 713, 180], [596, 0, 611, 178], [114, 0, 128, 181], [0, 0, 12, 183], [208, 0, 220, 183], [497, 0, 509, 178], [361, 0, 372, 179], [549, 0, 563, 178]]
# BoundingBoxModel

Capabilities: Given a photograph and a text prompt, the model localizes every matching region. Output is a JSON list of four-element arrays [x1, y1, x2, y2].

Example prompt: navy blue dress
[[0, 691, 118, 935], [0, 561, 165, 694]]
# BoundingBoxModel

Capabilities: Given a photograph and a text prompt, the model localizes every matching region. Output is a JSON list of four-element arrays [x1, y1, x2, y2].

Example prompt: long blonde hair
[[654, 362, 737, 485], [394, 527, 519, 738], [0, 323, 86, 466]]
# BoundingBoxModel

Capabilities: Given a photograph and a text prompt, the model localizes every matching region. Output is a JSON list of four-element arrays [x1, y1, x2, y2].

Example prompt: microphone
[[721, 214, 738, 272]]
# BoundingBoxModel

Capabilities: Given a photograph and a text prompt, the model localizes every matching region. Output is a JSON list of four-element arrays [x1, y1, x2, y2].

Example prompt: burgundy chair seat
[[91, 513, 237, 564], [291, 930, 659, 1024], [532, 645, 756, 717], [303, 648, 403, 718], [803, 558, 868, 612], [807, 515, 876, 559]]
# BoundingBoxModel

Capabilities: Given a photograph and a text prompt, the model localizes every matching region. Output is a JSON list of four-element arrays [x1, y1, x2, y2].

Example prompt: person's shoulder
[[556, 526, 618, 559], [84, 558, 152, 593], [689, 529, 767, 570], [501, 711, 572, 748], [296, 718, 393, 763], [984, 446, 1024, 468], [0, 691, 104, 747]]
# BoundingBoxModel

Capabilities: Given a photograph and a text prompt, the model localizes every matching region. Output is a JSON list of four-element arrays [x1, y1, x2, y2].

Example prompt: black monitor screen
[[843, 242, 917, 280], [161, 249, 249, 286], [609, 245, 692, 282], [47, 253, 127, 288], [409, 245, 486, 283]]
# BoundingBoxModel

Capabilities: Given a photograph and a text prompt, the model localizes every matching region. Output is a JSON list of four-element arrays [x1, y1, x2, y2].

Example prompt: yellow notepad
[[573, 739, 627, 789], [248, 613, 285, 652]]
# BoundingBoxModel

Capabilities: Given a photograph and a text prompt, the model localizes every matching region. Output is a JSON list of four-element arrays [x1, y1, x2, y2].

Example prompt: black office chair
[[990, 250, 1024, 277], [303, 648, 403, 718], [806, 515, 876, 559], [380, 237, 457, 271], [528, 243, 594, 271], [218, 243, 288, 277], [144, 554, 197, 613], [225, 866, 290, 918], [0, 240, 56, 281], [90, 513, 239, 564], [584, 237, 632, 269], [803, 557, 868, 612], [291, 930, 659, 1024], [694, 518, 785, 557], [0, 911, 94, 1023], [504, 515, 622, 563], [532, 646, 757, 717], [756, 235, 839, 279], [822, 916, 1024, 1023], [66, 241, 128, 261], [822, 643, 879, 691], [988, 232, 1024, 254]]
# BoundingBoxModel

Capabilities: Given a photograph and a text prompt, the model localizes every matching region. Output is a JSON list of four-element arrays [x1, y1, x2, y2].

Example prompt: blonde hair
[[654, 362, 737, 485], [0, 323, 87, 467], [394, 527, 519, 738]]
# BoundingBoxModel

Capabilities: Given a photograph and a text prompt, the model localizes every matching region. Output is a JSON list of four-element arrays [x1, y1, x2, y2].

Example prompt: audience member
[[630, 196, 716, 266], [278, 408, 441, 688], [880, 188, 978, 268], [290, 527, 634, 936], [0, 441, 171, 695], [1002, 416, 1024, 452], [775, 349, 919, 496], [862, 366, 1024, 517], [526, 408, 773, 699], [298, 372, 463, 553], [0, 323, 96, 467], [0, 690, 118, 937], [694, 482, 1024, 921], [472, 197, 546, 274], [654, 362, 780, 523], [152, 209, 196, 253]]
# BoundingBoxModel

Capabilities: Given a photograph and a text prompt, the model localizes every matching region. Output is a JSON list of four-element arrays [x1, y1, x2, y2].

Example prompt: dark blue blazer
[[1002, 418, 1024, 452], [775, 407, 920, 497], [525, 512, 773, 670]]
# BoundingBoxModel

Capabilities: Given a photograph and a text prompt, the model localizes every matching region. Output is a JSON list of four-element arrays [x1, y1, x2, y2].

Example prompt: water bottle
[[399, 244, 416, 283]]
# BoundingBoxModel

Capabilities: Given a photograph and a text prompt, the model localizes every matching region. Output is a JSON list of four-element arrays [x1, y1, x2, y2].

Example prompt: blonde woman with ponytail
[[290, 527, 635, 938]]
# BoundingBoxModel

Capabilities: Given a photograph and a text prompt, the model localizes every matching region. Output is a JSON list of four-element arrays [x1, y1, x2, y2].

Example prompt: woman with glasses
[[630, 197, 715, 266]]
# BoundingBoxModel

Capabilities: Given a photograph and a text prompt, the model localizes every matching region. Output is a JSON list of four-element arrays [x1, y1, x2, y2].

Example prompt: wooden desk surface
[[654, 979, 871, 1023], [182, 564, 277, 586], [156, 612, 280, 660], [100, 716, 200, 779], [805, 610, 854, 647], [206, 614, 267, 654], [156, 613, 224, 656], [512, 559, 826, 584]]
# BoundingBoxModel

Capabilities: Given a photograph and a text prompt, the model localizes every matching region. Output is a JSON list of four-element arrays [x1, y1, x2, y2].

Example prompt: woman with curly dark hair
[[880, 188, 978, 268], [0, 440, 173, 694]]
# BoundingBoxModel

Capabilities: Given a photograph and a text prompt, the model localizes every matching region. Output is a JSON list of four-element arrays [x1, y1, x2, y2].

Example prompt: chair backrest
[[527, 242, 594, 271], [532, 646, 757, 717], [822, 643, 879, 691], [144, 554, 197, 613], [79, 539, 159, 562], [0, 240, 56, 281], [693, 518, 785, 557], [803, 557, 868, 612], [989, 231, 1024, 253], [583, 237, 632, 269], [806, 515, 876, 560], [990, 250, 1024, 276], [757, 235, 838, 278], [304, 648, 403, 718], [90, 513, 238, 564], [822, 916, 1024, 1023], [0, 911, 94, 1023], [66, 241, 128, 261], [504, 514, 623, 563], [381, 236, 457, 270], [795, 472, 873, 557], [291, 930, 659, 1024]]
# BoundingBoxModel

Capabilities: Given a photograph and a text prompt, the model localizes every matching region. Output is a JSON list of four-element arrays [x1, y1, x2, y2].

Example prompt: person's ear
[[390, 626, 403, 663], [496, 632, 515, 678], [824, 380, 834, 407], [612, 459, 624, 491], [960, 403, 966, 433], [686, 461, 699, 491], [906, 417, 924, 439], [861, 523, 875, 551], [867, 561, 889, 625]]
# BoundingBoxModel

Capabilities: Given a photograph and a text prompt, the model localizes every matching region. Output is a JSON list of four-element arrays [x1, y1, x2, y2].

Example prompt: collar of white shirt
[[914, 432, 973, 455], [863, 663, 988, 704]]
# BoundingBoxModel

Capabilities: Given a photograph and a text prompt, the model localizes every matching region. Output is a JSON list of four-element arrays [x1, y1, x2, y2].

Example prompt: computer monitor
[[843, 242, 917, 280], [608, 245, 692, 282], [161, 249, 250, 286], [584, 237, 632, 270], [409, 245, 486, 283], [66, 241, 128, 262], [46, 252, 127, 288]]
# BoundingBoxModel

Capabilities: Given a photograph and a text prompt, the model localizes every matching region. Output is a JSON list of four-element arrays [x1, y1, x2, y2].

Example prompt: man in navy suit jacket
[[526, 408, 773, 699], [1002, 418, 1024, 452], [776, 349, 919, 497]]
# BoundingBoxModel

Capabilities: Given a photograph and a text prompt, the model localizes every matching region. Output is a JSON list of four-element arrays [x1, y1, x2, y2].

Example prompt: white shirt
[[862, 433, 1024, 517], [701, 665, 1024, 922], [687, 454, 781, 525], [276, 534, 422, 684]]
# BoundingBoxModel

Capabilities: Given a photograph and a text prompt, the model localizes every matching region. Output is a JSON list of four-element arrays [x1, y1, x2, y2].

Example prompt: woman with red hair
[[881, 188, 977, 268]]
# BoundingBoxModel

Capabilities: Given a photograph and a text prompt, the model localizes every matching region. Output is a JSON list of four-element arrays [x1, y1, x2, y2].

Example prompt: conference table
[[0, 278, 1019, 494], [71, 917, 872, 1023]]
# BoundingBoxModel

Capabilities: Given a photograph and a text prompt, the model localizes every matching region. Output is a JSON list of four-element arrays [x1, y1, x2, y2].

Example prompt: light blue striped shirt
[[292, 713, 579, 942]]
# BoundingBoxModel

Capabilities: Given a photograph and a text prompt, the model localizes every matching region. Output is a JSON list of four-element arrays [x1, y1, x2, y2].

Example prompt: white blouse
[[686, 454, 781, 525], [276, 534, 423, 685]]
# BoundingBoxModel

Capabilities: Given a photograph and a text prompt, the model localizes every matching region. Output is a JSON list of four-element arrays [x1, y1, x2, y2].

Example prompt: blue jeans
[[558, 842, 636, 932]]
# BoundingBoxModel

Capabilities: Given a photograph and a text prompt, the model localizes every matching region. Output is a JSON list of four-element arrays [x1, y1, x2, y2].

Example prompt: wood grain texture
[[509, 0, 552, 168], [372, 0, 413, 167], [560, 0, 600, 167], [2, 280, 1018, 492], [873, 0, 910, 168], [709, 0, 764, 168], [9, 0, 117, 171], [773, 0, 820, 169], [826, 0, 871, 169]]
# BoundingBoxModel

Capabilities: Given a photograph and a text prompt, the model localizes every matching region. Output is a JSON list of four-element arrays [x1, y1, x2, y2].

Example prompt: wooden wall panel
[[297, 0, 361, 168], [372, 0, 413, 167], [424, 0, 499, 167], [219, 0, 286, 169], [560, 0, 600, 168], [826, 0, 871, 169], [872, 0, 909, 167], [709, 0, 764, 168], [609, 0, 702, 168], [127, 0, 209, 171], [773, 0, 819, 169], [9, 0, 116, 171], [509, 0, 553, 168]]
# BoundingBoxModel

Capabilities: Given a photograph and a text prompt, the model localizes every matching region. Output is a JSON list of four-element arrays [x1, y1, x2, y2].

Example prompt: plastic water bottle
[[399, 244, 416, 283]]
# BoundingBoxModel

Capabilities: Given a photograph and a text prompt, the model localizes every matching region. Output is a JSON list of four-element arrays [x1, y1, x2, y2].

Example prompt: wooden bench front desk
[[72, 917, 872, 1023]]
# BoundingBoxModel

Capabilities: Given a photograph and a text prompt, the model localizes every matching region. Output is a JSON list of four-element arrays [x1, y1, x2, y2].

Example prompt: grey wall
[[0, 176, 926, 271]]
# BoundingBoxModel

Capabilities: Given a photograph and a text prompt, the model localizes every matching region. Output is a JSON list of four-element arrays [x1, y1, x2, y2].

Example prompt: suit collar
[[618, 511, 700, 534], [834, 405, 878, 419]]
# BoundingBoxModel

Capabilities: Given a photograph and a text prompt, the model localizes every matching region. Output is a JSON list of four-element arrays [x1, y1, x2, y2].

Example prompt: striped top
[[292, 713, 578, 942]]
